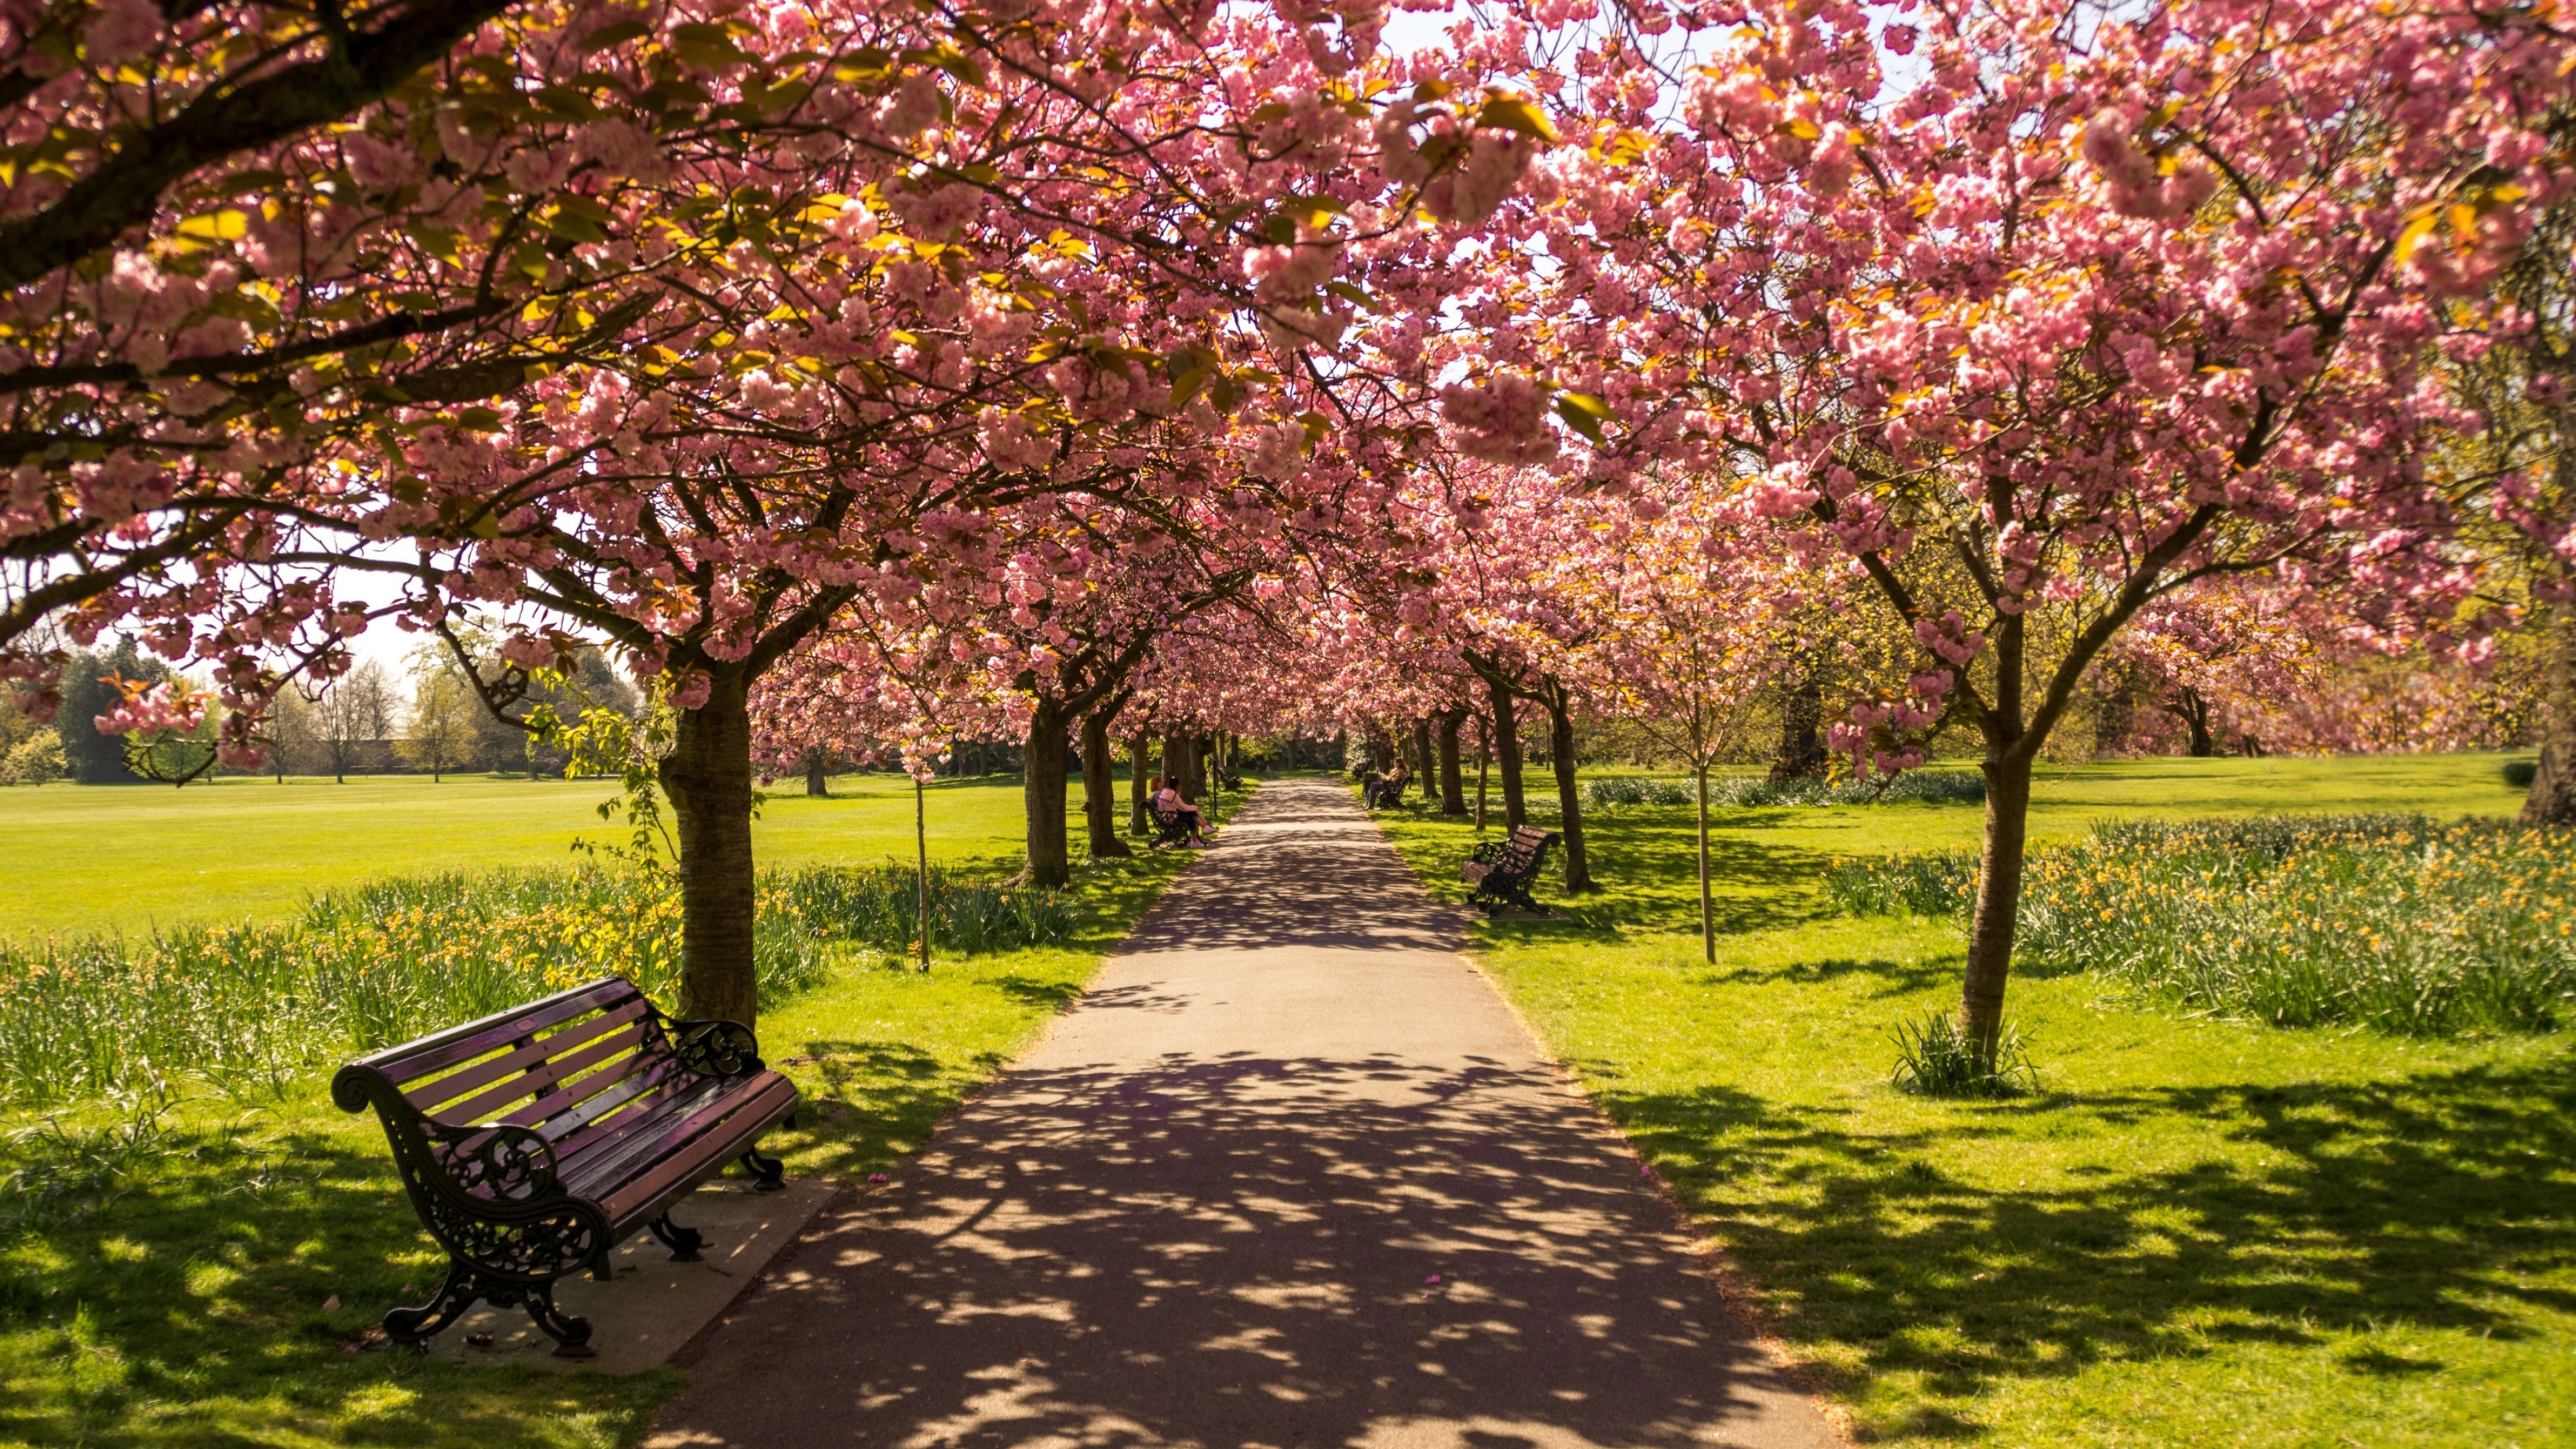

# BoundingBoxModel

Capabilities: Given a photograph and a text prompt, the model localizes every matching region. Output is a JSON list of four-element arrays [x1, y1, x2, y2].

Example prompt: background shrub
[[0, 863, 1071, 1108], [1829, 814, 2576, 1035], [0, 733, 64, 786], [2506, 759, 2539, 788], [1584, 770, 1986, 813]]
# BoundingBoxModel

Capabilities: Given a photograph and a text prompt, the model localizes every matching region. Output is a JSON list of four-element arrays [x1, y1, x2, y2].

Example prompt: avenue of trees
[[4, 0, 2572, 1058]]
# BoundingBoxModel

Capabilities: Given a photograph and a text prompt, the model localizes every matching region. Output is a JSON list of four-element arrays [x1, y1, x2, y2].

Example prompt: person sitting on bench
[[1151, 776, 1211, 845]]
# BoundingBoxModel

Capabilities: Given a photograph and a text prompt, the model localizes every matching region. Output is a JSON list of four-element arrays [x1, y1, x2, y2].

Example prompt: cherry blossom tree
[[1534, 0, 2575, 1062], [1589, 486, 1804, 961], [7, 0, 1577, 1022]]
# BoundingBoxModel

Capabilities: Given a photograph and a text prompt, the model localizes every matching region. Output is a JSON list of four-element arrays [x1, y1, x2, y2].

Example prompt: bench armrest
[[429, 1120, 562, 1201], [665, 1015, 765, 1079]]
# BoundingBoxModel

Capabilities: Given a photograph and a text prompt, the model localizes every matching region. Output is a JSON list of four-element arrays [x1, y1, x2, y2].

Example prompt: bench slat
[[405, 1002, 653, 1115], [429, 1020, 655, 1127], [355, 977, 639, 1085], [596, 1076, 800, 1224], [533, 1058, 697, 1152], [558, 1078, 732, 1196]]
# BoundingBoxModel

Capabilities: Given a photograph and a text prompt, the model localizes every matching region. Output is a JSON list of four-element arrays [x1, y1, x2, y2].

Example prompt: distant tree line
[[3, 637, 641, 785]]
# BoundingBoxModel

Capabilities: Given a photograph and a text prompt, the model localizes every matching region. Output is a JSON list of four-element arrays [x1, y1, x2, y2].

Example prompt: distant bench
[[331, 976, 799, 1357], [1462, 826, 1560, 916], [1362, 772, 1409, 809]]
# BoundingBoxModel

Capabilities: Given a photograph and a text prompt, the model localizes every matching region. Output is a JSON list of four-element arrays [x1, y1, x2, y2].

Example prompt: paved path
[[646, 780, 1840, 1449]]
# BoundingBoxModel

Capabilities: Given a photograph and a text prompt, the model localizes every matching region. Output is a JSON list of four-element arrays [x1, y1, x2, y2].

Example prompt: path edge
[[1350, 790, 1860, 1446]]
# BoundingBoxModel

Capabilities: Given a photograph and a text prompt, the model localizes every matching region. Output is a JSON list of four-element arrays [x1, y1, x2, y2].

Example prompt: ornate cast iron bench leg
[[741, 1142, 786, 1191], [382, 1261, 482, 1351], [503, 1280, 596, 1358], [649, 1212, 707, 1262], [381, 1262, 595, 1358]]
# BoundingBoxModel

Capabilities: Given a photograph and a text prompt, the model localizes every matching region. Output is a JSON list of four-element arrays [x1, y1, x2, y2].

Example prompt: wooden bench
[[330, 976, 800, 1358], [1362, 773, 1409, 809], [1461, 825, 1560, 915]]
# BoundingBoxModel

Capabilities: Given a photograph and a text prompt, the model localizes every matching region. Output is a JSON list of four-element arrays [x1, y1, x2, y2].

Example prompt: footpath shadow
[[1124, 787, 1468, 955], [657, 1051, 1811, 1448], [1597, 1053, 2576, 1426]]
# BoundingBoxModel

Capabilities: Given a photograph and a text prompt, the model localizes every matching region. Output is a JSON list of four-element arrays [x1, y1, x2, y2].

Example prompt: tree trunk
[[1436, 710, 1466, 814], [662, 666, 761, 1026], [1489, 677, 1527, 830], [804, 750, 828, 796], [1411, 719, 1433, 788], [1130, 729, 1152, 833], [1022, 698, 1073, 888], [2522, 602, 2576, 826], [1695, 759, 1714, 964], [1474, 715, 1491, 831], [1960, 749, 2036, 1067], [1769, 677, 1828, 782], [1162, 732, 1187, 802], [1544, 687, 1594, 892], [1188, 733, 1210, 800], [914, 775, 930, 973], [1082, 708, 1132, 859], [2171, 688, 2215, 757]]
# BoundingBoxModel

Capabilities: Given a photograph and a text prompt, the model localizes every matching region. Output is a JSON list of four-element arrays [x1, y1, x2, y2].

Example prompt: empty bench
[[1461, 825, 1560, 915], [331, 975, 800, 1357]]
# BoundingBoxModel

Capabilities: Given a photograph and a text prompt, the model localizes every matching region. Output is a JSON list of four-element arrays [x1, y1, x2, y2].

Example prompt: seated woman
[[1150, 775, 1211, 846]]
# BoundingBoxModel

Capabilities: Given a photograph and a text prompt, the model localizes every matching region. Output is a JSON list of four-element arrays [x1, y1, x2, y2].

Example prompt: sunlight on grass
[[1371, 754, 2574, 1448], [0, 769, 1049, 938], [0, 773, 1245, 1447]]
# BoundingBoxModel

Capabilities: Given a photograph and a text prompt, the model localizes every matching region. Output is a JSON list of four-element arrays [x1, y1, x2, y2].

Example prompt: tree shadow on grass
[[769, 1038, 1013, 1181], [1599, 1053, 2576, 1419], [1697, 955, 1961, 999], [0, 1112, 672, 1447]]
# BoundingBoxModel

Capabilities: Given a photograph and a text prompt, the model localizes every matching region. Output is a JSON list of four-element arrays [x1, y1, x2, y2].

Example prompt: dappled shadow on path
[[1122, 783, 1470, 956], [649, 1051, 1810, 1449], [1597, 1050, 2576, 1432]]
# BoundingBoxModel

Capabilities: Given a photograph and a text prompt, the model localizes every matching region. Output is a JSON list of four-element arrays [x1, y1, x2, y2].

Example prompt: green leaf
[[1555, 392, 1609, 445], [1477, 95, 1557, 143], [578, 19, 652, 51]]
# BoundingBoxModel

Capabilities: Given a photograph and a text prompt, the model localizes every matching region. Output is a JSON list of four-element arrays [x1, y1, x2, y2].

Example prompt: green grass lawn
[[1376, 751, 2572, 1448], [0, 775, 1247, 1448], [0, 770, 1071, 938]]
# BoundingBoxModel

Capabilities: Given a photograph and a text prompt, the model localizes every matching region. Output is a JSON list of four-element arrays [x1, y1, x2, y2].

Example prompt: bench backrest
[[1499, 826, 1555, 873], [332, 976, 707, 1180]]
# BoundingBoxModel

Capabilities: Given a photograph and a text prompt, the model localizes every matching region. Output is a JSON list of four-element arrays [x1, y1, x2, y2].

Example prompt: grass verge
[[1369, 755, 2575, 1448], [0, 776, 1248, 1447]]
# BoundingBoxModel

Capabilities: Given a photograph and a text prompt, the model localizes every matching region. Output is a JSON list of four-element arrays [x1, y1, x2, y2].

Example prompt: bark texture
[[1768, 677, 1829, 782], [1489, 677, 1527, 830], [1022, 699, 1073, 888], [1081, 709, 1133, 859], [2524, 604, 2576, 826], [2166, 686, 2216, 757], [662, 666, 760, 1026], [1961, 750, 2036, 1065], [1435, 710, 1466, 814], [1541, 686, 1594, 892], [1130, 731, 1152, 833], [804, 750, 828, 796]]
